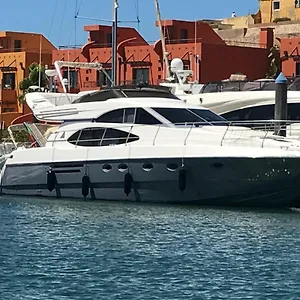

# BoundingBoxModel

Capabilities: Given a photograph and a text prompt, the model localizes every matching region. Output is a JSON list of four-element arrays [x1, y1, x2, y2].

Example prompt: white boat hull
[[1, 157, 300, 207]]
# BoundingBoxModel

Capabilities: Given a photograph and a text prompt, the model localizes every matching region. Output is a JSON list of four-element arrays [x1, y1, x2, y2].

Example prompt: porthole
[[102, 164, 112, 173], [118, 163, 128, 172], [167, 163, 178, 172], [211, 162, 223, 169], [143, 163, 153, 172]]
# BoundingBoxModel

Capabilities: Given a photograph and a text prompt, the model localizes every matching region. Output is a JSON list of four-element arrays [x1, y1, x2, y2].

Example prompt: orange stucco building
[[280, 36, 300, 77], [52, 20, 273, 92], [0, 31, 56, 125]]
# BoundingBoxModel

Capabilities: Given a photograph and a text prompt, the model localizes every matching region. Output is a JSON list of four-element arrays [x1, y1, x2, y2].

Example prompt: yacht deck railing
[[52, 120, 300, 149], [3, 120, 300, 152]]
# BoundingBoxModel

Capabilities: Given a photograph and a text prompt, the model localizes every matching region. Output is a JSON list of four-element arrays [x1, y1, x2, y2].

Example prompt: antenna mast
[[112, 0, 118, 86], [154, 0, 170, 78], [38, 34, 42, 89]]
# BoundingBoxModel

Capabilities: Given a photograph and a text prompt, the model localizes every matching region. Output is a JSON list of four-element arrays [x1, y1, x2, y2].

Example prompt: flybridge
[[73, 85, 180, 103]]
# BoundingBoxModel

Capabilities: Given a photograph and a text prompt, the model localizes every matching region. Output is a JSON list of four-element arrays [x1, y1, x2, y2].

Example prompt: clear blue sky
[[1, 0, 258, 47]]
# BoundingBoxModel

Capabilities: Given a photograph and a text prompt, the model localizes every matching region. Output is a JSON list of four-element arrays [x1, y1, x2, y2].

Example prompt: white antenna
[[111, 0, 118, 86], [38, 34, 42, 89], [194, 20, 198, 81], [154, 0, 170, 79]]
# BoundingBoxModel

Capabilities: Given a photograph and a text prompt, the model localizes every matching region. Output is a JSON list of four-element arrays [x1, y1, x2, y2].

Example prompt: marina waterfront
[[1, 196, 300, 299]]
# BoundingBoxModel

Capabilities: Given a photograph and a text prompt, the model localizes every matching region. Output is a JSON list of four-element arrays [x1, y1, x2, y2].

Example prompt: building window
[[14, 40, 22, 52], [180, 29, 188, 43], [296, 62, 300, 76], [107, 33, 112, 47], [273, 1, 280, 10], [62, 70, 78, 89], [296, 0, 300, 8], [98, 69, 112, 87], [132, 68, 149, 84], [2, 73, 15, 89], [3, 108, 14, 113]]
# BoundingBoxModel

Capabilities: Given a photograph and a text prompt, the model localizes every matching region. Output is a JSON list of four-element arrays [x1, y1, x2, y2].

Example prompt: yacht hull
[[1, 157, 300, 207]]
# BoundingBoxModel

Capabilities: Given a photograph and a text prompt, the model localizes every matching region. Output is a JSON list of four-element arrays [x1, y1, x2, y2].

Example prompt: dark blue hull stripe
[[5, 156, 299, 168], [1, 182, 127, 190]]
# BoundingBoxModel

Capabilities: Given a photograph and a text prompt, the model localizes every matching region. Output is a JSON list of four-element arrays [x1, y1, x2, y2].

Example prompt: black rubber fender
[[47, 170, 57, 192], [82, 174, 90, 198], [124, 172, 133, 196]]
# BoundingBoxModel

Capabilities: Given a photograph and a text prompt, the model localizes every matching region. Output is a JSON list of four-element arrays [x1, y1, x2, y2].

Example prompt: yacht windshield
[[190, 109, 229, 126], [152, 108, 228, 126]]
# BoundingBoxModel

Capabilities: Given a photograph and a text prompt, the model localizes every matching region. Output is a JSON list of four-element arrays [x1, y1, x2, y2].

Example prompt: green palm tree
[[266, 45, 281, 79], [18, 63, 47, 103]]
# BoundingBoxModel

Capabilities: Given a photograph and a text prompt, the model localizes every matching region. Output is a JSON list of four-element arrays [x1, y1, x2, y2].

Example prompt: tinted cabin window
[[97, 109, 124, 123], [101, 128, 139, 146], [248, 105, 274, 120], [288, 103, 300, 120], [222, 107, 251, 121], [221, 103, 300, 123], [190, 109, 229, 125], [152, 107, 208, 125], [68, 128, 139, 147], [135, 108, 161, 125], [68, 128, 105, 146], [124, 108, 135, 123], [96, 108, 161, 125], [221, 105, 274, 122]]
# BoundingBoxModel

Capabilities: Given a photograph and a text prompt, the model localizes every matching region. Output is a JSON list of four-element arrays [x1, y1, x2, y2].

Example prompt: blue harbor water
[[1, 196, 300, 299]]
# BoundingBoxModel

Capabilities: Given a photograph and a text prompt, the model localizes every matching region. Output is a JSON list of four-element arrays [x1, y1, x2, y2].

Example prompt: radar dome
[[170, 58, 184, 74], [45, 69, 57, 77], [62, 78, 69, 86]]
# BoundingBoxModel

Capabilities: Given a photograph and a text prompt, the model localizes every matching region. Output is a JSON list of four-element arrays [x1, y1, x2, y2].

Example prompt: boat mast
[[111, 0, 118, 86], [154, 0, 170, 79]]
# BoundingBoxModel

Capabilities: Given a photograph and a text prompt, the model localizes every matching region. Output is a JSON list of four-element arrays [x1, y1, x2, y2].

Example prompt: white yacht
[[198, 90, 300, 122], [160, 58, 300, 124], [2, 85, 300, 207]]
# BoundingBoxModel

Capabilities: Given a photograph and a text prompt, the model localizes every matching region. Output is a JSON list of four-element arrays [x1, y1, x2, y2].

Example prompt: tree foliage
[[1, 128, 30, 144], [266, 45, 281, 79], [273, 17, 291, 23], [18, 63, 47, 103]]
